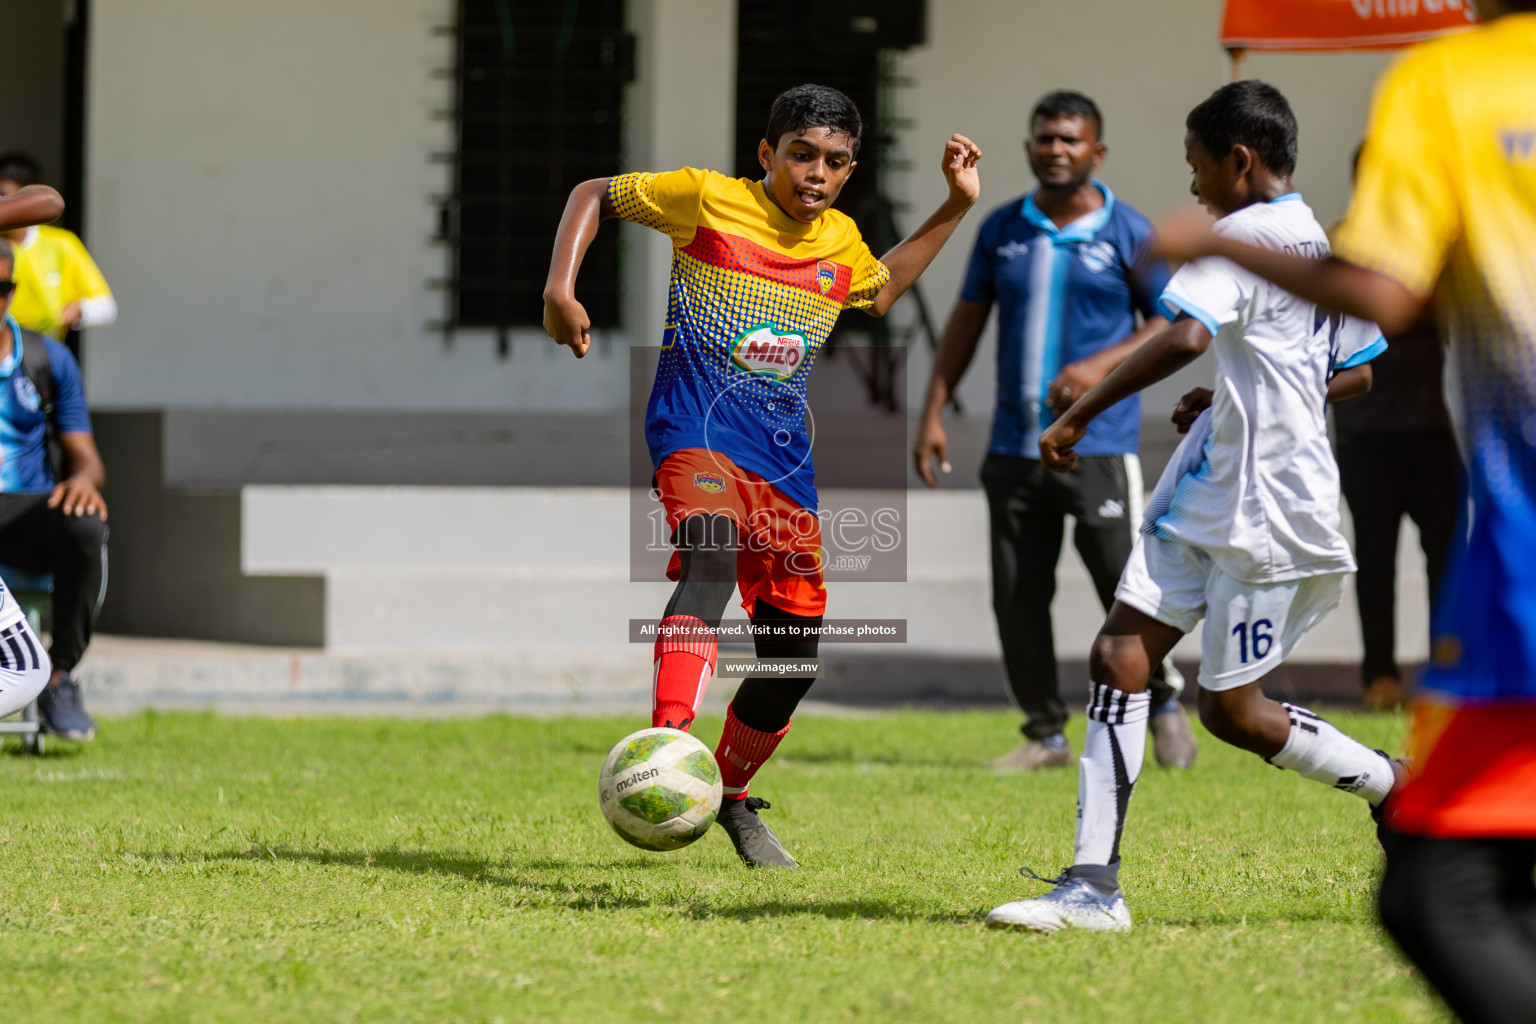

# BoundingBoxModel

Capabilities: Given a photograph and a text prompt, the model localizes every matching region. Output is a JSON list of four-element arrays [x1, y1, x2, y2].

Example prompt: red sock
[[714, 702, 791, 799], [652, 615, 717, 731]]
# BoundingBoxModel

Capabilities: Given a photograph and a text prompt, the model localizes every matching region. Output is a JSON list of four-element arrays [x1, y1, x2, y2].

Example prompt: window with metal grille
[[440, 0, 632, 338]]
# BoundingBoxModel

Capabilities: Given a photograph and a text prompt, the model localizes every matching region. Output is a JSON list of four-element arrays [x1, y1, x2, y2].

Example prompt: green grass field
[[0, 710, 1444, 1023]]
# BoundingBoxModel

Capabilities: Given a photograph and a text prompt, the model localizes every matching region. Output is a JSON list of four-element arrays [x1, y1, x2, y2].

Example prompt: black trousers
[[1337, 430, 1462, 686], [1379, 831, 1536, 1024], [981, 453, 1175, 741], [0, 492, 106, 673]]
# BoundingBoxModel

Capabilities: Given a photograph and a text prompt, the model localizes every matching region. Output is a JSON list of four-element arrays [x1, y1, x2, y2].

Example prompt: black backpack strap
[[18, 327, 54, 410], [17, 328, 62, 480]]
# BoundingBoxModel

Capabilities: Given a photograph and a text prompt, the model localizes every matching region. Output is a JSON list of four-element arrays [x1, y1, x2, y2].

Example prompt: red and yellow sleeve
[[607, 168, 709, 246], [842, 243, 890, 311], [1333, 49, 1460, 298]]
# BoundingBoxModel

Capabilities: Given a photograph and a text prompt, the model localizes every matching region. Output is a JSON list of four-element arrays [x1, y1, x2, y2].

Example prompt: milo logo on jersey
[[730, 322, 809, 381]]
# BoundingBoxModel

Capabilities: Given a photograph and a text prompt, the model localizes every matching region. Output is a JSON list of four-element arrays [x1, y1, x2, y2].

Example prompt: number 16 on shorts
[[1231, 619, 1274, 664], [1199, 571, 1344, 691]]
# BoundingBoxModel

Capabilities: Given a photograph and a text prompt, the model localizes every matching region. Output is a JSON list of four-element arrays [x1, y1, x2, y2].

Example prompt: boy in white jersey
[[985, 81, 1401, 933]]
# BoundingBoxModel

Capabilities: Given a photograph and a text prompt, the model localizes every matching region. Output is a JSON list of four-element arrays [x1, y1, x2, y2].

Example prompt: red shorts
[[653, 448, 825, 618], [1387, 700, 1536, 838]]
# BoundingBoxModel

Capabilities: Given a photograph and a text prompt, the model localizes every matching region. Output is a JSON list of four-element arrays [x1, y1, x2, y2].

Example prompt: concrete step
[[242, 486, 988, 578], [236, 485, 1431, 665], [66, 636, 1384, 720]]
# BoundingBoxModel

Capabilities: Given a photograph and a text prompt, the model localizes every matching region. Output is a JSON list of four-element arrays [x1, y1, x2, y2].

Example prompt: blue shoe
[[36, 674, 97, 741], [987, 874, 1131, 933]]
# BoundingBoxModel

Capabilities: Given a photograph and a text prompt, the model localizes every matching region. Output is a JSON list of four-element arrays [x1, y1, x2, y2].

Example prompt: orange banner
[[1221, 0, 1478, 52]]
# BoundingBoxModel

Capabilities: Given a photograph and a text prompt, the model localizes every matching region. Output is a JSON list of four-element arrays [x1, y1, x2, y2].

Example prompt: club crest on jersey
[[1079, 241, 1117, 274], [815, 260, 837, 295], [730, 322, 808, 381], [693, 472, 725, 494]]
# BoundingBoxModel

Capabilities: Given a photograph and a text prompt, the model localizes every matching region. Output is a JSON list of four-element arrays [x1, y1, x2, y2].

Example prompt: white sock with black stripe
[[1267, 703, 1395, 806], [1072, 683, 1151, 886]]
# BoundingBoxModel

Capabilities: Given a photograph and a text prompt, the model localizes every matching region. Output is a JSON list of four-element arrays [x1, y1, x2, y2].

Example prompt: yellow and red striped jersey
[[609, 167, 888, 510]]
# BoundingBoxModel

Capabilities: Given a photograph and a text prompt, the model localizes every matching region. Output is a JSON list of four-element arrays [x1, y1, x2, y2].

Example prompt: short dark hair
[[1186, 80, 1297, 176], [0, 151, 41, 188], [764, 84, 863, 157], [1031, 90, 1103, 140]]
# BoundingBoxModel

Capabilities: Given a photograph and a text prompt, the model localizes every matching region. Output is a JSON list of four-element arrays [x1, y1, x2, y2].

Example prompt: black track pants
[[0, 492, 106, 673], [1336, 430, 1462, 686], [981, 453, 1175, 741]]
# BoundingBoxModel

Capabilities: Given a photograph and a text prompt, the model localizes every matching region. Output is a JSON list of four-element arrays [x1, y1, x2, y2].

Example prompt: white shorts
[[1115, 533, 1346, 691], [0, 616, 49, 719]]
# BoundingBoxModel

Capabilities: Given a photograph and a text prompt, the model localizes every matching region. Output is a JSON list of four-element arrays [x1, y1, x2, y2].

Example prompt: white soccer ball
[[598, 727, 723, 851]]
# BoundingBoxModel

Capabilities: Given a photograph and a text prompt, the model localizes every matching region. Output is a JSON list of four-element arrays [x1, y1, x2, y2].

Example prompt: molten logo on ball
[[598, 727, 723, 851]]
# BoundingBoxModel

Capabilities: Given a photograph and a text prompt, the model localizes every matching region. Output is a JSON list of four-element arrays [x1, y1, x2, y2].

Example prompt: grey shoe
[[990, 737, 1074, 772], [36, 673, 97, 742], [1149, 700, 1197, 769], [716, 796, 796, 867]]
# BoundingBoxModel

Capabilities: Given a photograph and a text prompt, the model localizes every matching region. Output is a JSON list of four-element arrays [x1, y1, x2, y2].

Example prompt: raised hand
[[941, 134, 981, 207]]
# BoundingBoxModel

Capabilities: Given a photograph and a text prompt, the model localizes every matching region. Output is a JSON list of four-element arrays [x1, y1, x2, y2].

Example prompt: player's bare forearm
[[1040, 318, 1209, 472], [871, 135, 980, 317], [1153, 211, 1426, 336], [542, 178, 616, 357], [59, 432, 105, 490], [1045, 317, 1170, 413], [0, 185, 63, 232], [872, 197, 974, 316], [1068, 318, 1210, 427], [914, 298, 988, 487], [1328, 364, 1372, 402], [543, 177, 614, 298], [1094, 316, 1170, 374], [1215, 241, 1423, 336], [919, 299, 989, 421]]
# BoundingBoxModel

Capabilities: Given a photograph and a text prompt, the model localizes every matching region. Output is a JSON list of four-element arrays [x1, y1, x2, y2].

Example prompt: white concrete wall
[[84, 0, 734, 412], [82, 0, 1396, 417]]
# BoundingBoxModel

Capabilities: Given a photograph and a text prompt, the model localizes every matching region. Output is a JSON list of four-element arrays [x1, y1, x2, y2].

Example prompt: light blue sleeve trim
[[1157, 291, 1220, 338], [1334, 335, 1388, 370]]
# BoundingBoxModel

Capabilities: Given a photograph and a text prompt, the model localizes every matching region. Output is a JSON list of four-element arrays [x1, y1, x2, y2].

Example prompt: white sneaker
[[986, 879, 1132, 933]]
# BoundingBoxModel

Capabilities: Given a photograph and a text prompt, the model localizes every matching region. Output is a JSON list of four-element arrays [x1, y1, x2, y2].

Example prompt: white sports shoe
[[986, 879, 1132, 933]]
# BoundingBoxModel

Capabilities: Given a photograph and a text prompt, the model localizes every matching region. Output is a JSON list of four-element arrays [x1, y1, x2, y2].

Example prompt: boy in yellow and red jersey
[[544, 84, 980, 866], [1151, 5, 1536, 1016]]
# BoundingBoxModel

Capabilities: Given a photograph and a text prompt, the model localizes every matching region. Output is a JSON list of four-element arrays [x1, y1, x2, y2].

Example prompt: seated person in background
[[0, 152, 116, 341], [0, 237, 108, 740]]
